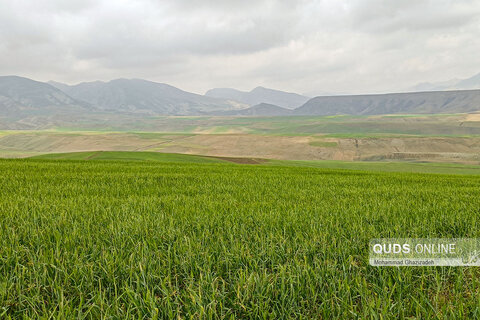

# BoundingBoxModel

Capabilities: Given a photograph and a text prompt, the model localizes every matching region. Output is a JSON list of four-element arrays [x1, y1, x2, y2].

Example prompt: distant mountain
[[0, 76, 92, 119], [3, 75, 480, 130], [296, 90, 480, 116], [408, 79, 460, 92], [214, 103, 293, 116], [456, 73, 480, 90], [47, 80, 73, 93], [51, 79, 243, 115], [204, 88, 246, 103], [205, 86, 309, 109], [409, 72, 480, 92]]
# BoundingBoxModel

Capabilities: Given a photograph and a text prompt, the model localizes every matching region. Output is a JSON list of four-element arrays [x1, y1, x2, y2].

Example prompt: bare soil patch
[[465, 113, 480, 122]]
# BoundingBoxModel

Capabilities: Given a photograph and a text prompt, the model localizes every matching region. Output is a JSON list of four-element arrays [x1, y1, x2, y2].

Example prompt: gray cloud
[[0, 0, 479, 95]]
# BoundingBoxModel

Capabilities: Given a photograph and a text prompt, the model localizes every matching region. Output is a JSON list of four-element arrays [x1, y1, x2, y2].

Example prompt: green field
[[30, 151, 226, 163], [31, 151, 480, 175], [1, 156, 480, 318]]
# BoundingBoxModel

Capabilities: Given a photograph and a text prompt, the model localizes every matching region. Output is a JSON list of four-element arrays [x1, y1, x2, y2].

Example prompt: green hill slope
[[29, 151, 480, 174], [30, 151, 227, 163]]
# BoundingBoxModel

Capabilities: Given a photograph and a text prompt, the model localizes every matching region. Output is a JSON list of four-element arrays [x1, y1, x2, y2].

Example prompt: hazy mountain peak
[[47, 77, 242, 115], [0, 75, 92, 125], [211, 102, 293, 116], [1, 75, 55, 89], [0, 75, 79, 105], [247, 103, 293, 116], [205, 86, 309, 109], [409, 72, 480, 92], [456, 72, 480, 88]]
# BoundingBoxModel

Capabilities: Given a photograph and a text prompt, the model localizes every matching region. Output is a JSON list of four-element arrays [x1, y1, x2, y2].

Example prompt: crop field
[[30, 151, 480, 175], [30, 151, 227, 164], [1, 156, 480, 318]]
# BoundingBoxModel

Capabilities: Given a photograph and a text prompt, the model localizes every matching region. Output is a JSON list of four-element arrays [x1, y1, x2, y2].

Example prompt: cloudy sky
[[1, 0, 479, 95]]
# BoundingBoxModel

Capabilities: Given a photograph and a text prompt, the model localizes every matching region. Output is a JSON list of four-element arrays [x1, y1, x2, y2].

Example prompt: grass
[[268, 159, 480, 175], [28, 151, 480, 175], [308, 140, 338, 147], [30, 151, 226, 163], [1, 157, 480, 318]]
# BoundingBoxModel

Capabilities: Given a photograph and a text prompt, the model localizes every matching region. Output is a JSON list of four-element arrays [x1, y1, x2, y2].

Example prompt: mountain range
[[48, 78, 243, 115], [1, 75, 480, 129]]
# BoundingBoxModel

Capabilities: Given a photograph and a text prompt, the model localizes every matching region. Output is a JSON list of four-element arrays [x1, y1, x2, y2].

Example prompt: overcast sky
[[1, 0, 479, 95]]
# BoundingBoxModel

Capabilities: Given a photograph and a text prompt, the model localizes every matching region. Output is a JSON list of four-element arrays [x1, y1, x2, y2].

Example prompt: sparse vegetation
[[1, 112, 480, 163]]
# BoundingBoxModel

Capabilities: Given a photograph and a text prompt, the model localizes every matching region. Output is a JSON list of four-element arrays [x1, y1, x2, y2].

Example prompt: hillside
[[3, 112, 480, 163], [50, 78, 243, 115], [0, 76, 92, 119], [205, 86, 309, 109], [30, 151, 227, 163], [296, 89, 480, 115], [27, 150, 480, 174]]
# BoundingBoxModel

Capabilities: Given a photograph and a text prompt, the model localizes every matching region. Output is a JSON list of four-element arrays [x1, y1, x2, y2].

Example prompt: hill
[[50, 78, 243, 115], [296, 89, 480, 115], [30, 151, 227, 163], [214, 103, 293, 116], [205, 86, 309, 109]]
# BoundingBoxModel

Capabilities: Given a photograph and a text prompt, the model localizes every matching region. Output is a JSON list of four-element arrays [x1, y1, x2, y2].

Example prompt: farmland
[[1, 113, 480, 164], [1, 156, 480, 318], [31, 151, 480, 174]]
